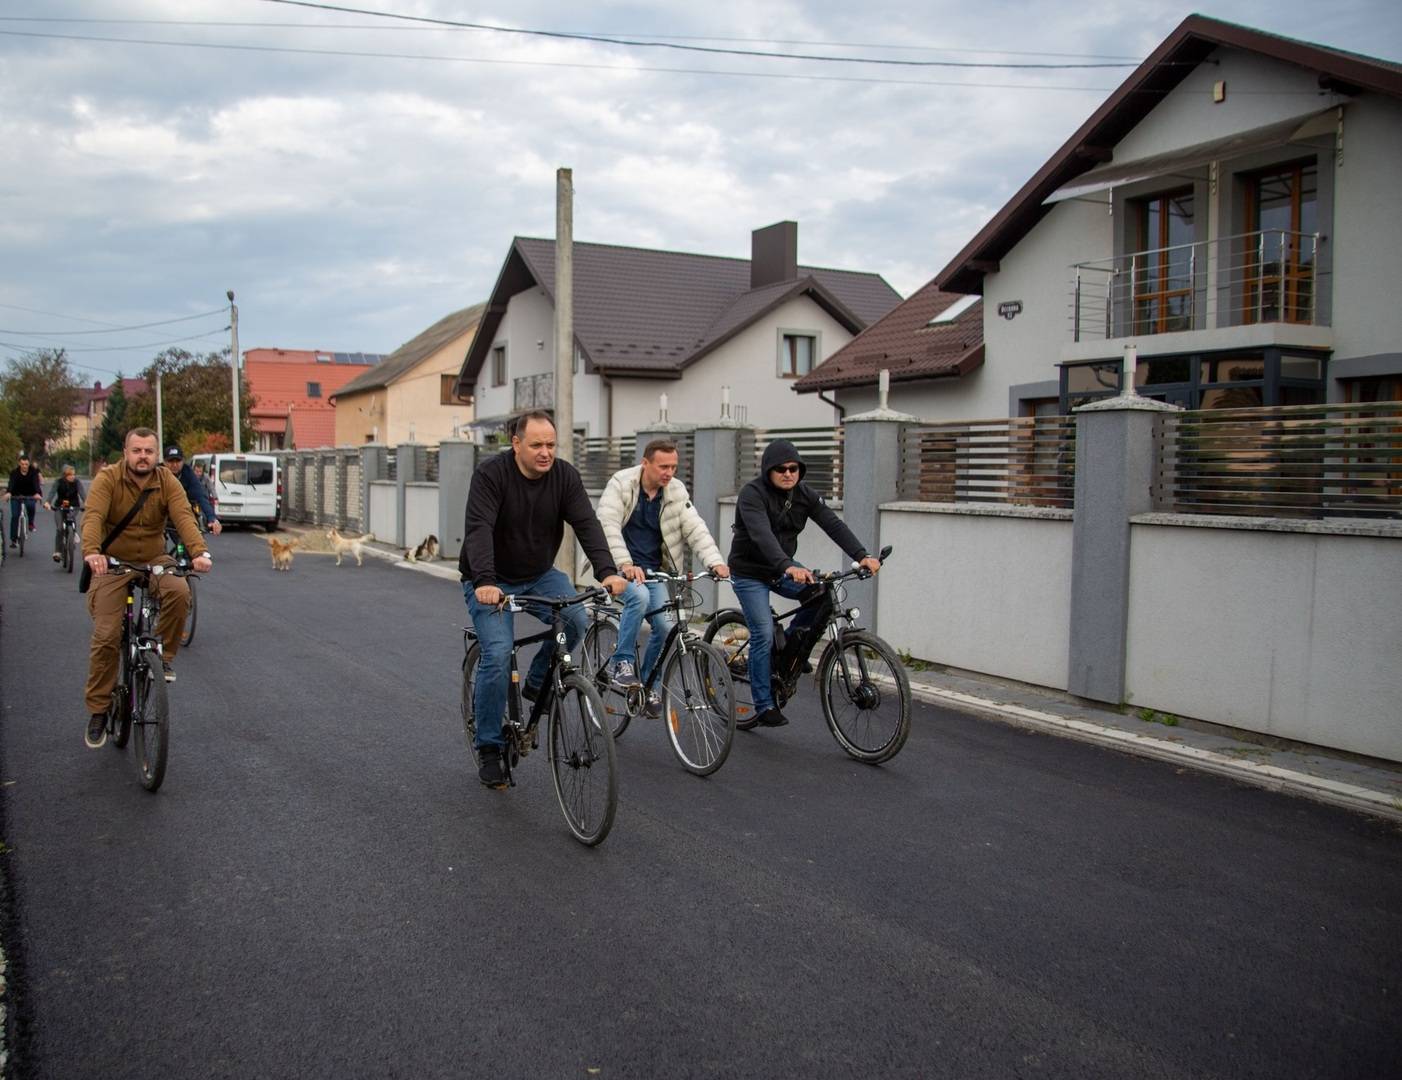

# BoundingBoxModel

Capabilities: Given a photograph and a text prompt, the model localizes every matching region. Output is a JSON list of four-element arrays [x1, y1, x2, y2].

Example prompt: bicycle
[[99, 558, 175, 791], [56, 503, 79, 573], [703, 545, 911, 764], [580, 569, 736, 777], [164, 528, 199, 646], [460, 587, 618, 846], [12, 495, 37, 557]]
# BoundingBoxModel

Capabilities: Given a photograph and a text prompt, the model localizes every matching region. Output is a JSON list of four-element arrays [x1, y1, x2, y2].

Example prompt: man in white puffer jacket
[[596, 438, 729, 712]]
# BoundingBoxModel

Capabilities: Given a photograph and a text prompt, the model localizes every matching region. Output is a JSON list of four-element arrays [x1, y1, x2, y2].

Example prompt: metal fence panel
[[574, 435, 636, 492], [344, 455, 362, 532], [899, 417, 1076, 508], [750, 426, 844, 500]]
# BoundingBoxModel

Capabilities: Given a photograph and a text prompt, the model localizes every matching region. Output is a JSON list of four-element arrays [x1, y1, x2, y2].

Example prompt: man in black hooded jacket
[[728, 438, 880, 727]]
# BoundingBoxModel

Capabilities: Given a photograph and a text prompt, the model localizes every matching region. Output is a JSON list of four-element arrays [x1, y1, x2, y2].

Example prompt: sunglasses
[[772, 464, 801, 475]]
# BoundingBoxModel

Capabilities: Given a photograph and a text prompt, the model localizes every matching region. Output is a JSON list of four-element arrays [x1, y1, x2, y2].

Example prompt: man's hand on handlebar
[[208, 520, 223, 536], [601, 574, 628, 596], [620, 564, 646, 584], [192, 554, 212, 573], [784, 565, 815, 586], [85, 553, 109, 577], [476, 584, 504, 607], [711, 563, 731, 579], [858, 556, 882, 577]]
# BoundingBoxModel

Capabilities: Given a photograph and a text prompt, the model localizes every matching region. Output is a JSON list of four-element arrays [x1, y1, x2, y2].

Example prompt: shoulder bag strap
[[99, 483, 156, 554]]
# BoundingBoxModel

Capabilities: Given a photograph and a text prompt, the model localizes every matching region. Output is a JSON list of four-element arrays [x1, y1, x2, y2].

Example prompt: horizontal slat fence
[[746, 427, 843, 500], [574, 435, 636, 493], [899, 417, 1076, 508], [1158, 401, 1402, 519]]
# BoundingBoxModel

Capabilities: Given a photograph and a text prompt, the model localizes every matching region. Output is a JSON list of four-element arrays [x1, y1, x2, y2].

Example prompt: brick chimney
[[750, 221, 798, 289]]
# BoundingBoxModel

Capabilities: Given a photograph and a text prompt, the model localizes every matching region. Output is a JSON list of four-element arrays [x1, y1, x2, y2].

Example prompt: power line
[[0, 328, 230, 354], [0, 307, 229, 336], [0, 29, 1118, 92], [256, 0, 1142, 69], [0, 15, 1146, 61]]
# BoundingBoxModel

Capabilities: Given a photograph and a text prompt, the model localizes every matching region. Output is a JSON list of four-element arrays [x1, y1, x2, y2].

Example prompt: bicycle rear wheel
[[702, 611, 759, 730], [580, 611, 630, 738], [15, 517, 23, 557], [548, 672, 616, 846], [131, 647, 170, 791], [818, 630, 911, 764], [180, 577, 197, 647], [660, 640, 736, 776], [460, 641, 480, 752]]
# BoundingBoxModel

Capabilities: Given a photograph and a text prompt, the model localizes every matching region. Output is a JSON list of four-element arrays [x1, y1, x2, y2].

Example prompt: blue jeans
[[611, 580, 674, 683], [463, 567, 589, 751], [9, 497, 37, 543], [731, 574, 820, 714]]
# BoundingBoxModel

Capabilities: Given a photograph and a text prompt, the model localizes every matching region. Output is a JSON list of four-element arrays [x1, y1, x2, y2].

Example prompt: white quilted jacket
[[597, 465, 724, 573]]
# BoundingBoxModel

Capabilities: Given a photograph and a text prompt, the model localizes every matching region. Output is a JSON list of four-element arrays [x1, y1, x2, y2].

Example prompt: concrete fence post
[[311, 451, 326, 527], [334, 450, 349, 530], [691, 422, 751, 610], [841, 404, 918, 633], [437, 440, 477, 564], [360, 444, 387, 540], [395, 442, 421, 548], [1067, 394, 1180, 703]]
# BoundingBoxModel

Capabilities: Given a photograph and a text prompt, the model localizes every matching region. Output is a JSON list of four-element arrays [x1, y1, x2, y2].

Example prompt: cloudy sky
[[2, 0, 1399, 384]]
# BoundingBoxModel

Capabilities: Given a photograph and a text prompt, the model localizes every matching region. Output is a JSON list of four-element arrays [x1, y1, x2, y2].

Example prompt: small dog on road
[[263, 534, 299, 571], [327, 528, 374, 567], [405, 534, 440, 563]]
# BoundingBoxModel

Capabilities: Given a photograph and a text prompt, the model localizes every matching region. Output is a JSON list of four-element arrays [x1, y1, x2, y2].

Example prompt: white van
[[193, 453, 281, 531]]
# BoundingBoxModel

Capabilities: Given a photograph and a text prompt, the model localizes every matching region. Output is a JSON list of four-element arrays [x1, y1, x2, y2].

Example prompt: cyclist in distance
[[162, 446, 222, 536], [44, 462, 85, 561], [6, 452, 43, 547], [81, 428, 211, 749], [595, 438, 729, 714], [459, 410, 627, 789], [728, 439, 880, 729]]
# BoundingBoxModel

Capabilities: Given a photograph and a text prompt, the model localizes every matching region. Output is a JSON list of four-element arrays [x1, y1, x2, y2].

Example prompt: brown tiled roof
[[332, 303, 485, 399], [460, 238, 900, 385], [794, 283, 984, 393], [936, 14, 1402, 295]]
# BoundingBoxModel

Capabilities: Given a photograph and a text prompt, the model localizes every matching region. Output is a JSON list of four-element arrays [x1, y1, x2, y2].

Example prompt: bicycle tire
[[580, 612, 630, 738], [702, 610, 760, 730], [548, 672, 617, 847], [109, 683, 132, 749], [660, 639, 736, 777], [61, 525, 72, 572], [818, 630, 911, 764], [461, 641, 480, 752], [15, 517, 23, 557], [132, 647, 170, 791], [180, 577, 197, 647]]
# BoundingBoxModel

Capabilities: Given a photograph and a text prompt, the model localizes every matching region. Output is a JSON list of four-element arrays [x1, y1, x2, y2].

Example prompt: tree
[[126, 348, 254, 452], [0, 349, 81, 463], [0, 394, 20, 465], [97, 373, 131, 460]]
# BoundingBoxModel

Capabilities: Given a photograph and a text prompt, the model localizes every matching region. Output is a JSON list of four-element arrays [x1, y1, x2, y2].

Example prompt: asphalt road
[[1, 517, 1400, 1079]]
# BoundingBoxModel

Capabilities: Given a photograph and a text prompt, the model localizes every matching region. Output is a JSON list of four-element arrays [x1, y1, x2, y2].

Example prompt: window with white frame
[[778, 332, 816, 378]]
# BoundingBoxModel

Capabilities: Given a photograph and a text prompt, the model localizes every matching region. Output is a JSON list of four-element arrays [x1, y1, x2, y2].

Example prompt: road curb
[[910, 682, 1402, 824]]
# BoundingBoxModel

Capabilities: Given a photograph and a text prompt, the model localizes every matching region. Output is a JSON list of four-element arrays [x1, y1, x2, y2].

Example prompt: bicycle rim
[[661, 642, 736, 776], [705, 613, 758, 729], [549, 673, 617, 846], [461, 643, 480, 752], [132, 649, 170, 791], [819, 632, 911, 764], [581, 614, 630, 738]]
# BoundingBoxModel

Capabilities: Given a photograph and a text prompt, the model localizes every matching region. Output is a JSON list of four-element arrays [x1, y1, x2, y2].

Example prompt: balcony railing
[[1071, 230, 1325, 341]]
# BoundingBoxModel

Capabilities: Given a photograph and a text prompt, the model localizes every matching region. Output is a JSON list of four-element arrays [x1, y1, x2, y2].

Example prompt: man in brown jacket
[[81, 428, 212, 749]]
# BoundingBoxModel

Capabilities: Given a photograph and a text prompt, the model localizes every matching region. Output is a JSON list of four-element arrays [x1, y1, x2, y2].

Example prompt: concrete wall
[[404, 483, 438, 547], [1125, 520, 1402, 761], [876, 505, 1074, 690], [368, 481, 396, 541]]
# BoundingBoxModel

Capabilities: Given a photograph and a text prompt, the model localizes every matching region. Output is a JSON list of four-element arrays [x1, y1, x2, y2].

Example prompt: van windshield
[[219, 460, 274, 487]]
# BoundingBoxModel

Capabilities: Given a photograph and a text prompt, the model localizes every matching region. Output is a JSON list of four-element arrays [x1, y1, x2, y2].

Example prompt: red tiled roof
[[794, 283, 984, 393], [288, 409, 336, 449], [244, 359, 372, 414]]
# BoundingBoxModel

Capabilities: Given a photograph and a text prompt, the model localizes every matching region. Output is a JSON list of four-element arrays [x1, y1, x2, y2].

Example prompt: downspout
[[818, 388, 846, 424]]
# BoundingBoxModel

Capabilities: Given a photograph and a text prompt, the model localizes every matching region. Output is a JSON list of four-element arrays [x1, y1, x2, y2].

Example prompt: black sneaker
[[85, 712, 107, 749], [611, 660, 641, 689], [755, 707, 790, 727], [477, 746, 508, 789], [644, 691, 662, 719], [162, 661, 176, 683], [52, 552, 60, 562]]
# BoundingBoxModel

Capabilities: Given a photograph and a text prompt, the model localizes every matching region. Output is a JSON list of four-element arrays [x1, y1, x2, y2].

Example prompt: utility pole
[[228, 289, 241, 453], [554, 167, 576, 581], [155, 373, 164, 452]]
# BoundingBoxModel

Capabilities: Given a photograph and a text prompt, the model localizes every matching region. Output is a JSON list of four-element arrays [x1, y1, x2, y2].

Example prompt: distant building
[[242, 348, 387, 450]]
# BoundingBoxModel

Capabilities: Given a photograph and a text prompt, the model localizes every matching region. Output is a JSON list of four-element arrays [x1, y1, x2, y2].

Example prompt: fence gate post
[[842, 401, 918, 636], [437, 440, 477, 563], [1067, 394, 1180, 703], [691, 421, 752, 611], [360, 444, 387, 539], [335, 451, 349, 530]]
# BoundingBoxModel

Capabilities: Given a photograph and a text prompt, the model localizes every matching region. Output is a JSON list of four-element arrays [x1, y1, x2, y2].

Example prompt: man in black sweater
[[459, 411, 625, 788], [728, 438, 881, 729], [6, 454, 44, 547]]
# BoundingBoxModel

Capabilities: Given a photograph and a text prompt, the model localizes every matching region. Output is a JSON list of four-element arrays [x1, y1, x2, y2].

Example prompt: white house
[[456, 222, 901, 438]]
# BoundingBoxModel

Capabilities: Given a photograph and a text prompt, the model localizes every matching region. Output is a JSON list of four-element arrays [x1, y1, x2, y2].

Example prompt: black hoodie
[[727, 438, 867, 581]]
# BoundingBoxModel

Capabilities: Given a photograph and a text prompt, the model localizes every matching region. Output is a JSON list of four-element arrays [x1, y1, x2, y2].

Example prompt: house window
[[441, 375, 473, 406], [1343, 376, 1402, 404], [307, 382, 322, 398], [1131, 190, 1195, 334], [1060, 349, 1326, 412], [778, 333, 816, 378], [491, 345, 506, 387], [1244, 162, 1318, 325]]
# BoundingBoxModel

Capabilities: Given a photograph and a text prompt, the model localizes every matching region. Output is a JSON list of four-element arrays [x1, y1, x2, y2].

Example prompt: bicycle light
[[847, 607, 860, 621]]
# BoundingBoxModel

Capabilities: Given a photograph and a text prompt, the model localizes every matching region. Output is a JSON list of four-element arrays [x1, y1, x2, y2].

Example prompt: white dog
[[327, 528, 374, 567]]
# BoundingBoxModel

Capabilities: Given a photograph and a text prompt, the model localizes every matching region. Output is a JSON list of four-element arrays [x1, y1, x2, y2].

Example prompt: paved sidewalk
[[283, 524, 1402, 824]]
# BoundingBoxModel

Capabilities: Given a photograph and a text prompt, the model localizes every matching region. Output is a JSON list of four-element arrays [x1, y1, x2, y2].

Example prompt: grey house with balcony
[[846, 15, 1402, 423]]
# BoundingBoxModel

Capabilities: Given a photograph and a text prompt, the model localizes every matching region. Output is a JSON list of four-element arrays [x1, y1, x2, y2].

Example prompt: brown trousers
[[84, 558, 189, 714]]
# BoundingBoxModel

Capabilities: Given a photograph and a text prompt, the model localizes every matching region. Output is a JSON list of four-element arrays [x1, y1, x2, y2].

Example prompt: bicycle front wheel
[[660, 640, 736, 776], [180, 577, 197, 647], [62, 527, 74, 572], [580, 611, 630, 738], [548, 672, 617, 846], [702, 611, 759, 730], [109, 683, 132, 749], [818, 631, 911, 764], [132, 648, 170, 791], [15, 519, 23, 557]]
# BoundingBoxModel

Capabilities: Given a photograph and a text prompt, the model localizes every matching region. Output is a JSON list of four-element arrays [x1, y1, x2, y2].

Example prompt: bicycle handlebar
[[642, 568, 724, 584], [500, 586, 612, 611]]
